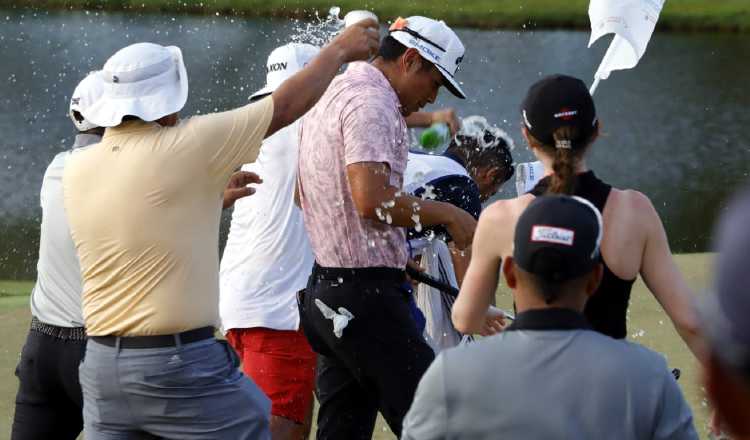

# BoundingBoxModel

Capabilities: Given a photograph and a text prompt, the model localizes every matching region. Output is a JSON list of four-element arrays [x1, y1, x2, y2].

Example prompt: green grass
[[0, 253, 715, 439], [0, 281, 31, 313], [1, 0, 749, 32]]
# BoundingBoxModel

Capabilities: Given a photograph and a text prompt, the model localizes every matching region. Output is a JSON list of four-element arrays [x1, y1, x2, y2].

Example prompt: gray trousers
[[79, 337, 271, 440]]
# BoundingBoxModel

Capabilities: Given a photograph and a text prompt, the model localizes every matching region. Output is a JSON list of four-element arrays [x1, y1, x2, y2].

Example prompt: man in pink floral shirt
[[297, 16, 476, 438]]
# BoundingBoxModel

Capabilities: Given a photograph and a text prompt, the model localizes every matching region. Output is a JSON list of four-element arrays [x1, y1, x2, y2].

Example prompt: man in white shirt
[[220, 43, 320, 440], [11, 72, 104, 440]]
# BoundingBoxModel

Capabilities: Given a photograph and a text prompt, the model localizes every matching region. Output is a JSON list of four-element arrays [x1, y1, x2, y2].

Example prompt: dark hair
[[378, 35, 408, 60], [377, 35, 435, 72], [526, 123, 598, 195], [446, 130, 514, 182], [516, 263, 589, 305]]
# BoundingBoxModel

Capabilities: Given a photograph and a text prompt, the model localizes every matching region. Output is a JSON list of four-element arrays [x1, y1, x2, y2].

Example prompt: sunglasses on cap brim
[[389, 27, 447, 54]]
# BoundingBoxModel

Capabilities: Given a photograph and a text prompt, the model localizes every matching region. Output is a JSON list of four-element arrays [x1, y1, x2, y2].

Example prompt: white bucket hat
[[82, 42, 188, 127], [69, 71, 105, 131], [250, 43, 320, 101], [389, 16, 467, 99]]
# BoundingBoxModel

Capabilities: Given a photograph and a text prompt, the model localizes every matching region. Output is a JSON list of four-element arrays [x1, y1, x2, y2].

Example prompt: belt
[[91, 326, 215, 349], [312, 263, 406, 284], [31, 316, 87, 341]]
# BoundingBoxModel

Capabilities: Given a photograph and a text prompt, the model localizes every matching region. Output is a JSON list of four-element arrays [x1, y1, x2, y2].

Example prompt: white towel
[[414, 239, 470, 353], [515, 161, 546, 196]]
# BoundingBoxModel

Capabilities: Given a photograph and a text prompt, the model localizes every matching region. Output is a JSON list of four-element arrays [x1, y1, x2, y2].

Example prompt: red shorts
[[226, 327, 316, 424]]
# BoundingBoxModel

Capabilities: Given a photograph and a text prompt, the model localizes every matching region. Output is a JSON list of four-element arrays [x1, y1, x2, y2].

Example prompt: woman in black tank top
[[514, 75, 700, 350], [530, 172, 635, 339], [452, 75, 700, 358]]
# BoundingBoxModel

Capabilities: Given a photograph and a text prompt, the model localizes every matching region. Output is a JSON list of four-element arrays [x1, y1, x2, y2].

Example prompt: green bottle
[[419, 123, 450, 151]]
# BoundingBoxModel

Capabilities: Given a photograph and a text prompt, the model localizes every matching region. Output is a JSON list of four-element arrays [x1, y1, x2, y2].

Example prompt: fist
[[330, 19, 380, 63]]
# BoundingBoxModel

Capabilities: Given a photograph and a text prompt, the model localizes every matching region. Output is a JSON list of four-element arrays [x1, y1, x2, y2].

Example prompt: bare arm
[[267, 20, 379, 138], [346, 162, 477, 250], [448, 243, 471, 286], [452, 203, 507, 334], [638, 193, 706, 362]]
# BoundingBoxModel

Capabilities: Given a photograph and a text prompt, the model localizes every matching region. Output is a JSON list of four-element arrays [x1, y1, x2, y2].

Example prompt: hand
[[431, 108, 460, 135], [479, 306, 507, 336], [329, 19, 380, 63], [223, 171, 262, 209], [445, 205, 477, 251]]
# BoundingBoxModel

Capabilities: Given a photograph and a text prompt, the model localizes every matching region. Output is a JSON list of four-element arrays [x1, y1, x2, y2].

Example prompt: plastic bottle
[[419, 123, 450, 151]]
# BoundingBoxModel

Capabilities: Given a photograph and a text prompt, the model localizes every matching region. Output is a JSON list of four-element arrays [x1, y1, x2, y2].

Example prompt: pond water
[[1, 9, 748, 278]]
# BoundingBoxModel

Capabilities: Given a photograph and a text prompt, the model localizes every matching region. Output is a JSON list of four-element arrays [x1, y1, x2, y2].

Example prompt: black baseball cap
[[514, 195, 603, 282], [521, 74, 598, 148]]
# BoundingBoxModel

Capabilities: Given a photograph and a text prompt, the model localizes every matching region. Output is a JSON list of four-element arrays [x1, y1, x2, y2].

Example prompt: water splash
[[458, 115, 516, 151], [289, 6, 344, 47], [411, 214, 422, 232]]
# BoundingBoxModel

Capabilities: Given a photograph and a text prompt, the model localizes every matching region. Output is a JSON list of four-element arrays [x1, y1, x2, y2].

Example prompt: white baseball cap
[[388, 16, 466, 99], [69, 71, 105, 132], [250, 43, 320, 101], [82, 42, 188, 127]]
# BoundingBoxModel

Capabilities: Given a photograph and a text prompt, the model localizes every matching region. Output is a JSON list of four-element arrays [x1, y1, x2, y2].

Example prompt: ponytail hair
[[524, 122, 599, 196], [548, 126, 579, 195]]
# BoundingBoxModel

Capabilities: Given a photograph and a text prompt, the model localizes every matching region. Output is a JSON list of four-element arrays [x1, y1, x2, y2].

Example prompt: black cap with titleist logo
[[514, 195, 603, 282], [521, 74, 598, 148]]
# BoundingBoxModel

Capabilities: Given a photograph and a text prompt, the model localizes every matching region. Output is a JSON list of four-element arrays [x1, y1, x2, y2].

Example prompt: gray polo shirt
[[30, 133, 101, 327], [402, 308, 698, 440]]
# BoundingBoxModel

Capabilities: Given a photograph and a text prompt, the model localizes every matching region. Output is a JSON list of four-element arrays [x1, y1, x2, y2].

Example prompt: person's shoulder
[[50, 149, 70, 165], [338, 63, 396, 105], [608, 188, 662, 232], [184, 96, 274, 127], [428, 173, 474, 190], [580, 330, 669, 371], [443, 333, 517, 363], [482, 194, 534, 223], [609, 187, 655, 212], [41, 150, 71, 182]]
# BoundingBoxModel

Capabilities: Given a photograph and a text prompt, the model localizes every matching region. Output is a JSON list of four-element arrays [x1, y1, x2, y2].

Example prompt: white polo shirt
[[30, 133, 101, 328], [219, 119, 314, 332]]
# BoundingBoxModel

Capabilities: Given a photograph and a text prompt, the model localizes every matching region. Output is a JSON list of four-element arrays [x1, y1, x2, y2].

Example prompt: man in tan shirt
[[63, 22, 378, 440]]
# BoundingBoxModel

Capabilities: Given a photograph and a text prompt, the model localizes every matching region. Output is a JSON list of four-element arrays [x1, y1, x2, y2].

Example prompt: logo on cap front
[[531, 226, 575, 246], [267, 62, 288, 73]]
